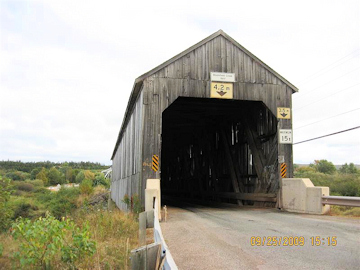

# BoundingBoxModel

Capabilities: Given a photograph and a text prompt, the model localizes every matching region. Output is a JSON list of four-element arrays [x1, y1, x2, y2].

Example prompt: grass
[[0, 234, 17, 269], [73, 202, 139, 269], [0, 194, 139, 270], [330, 205, 360, 217]]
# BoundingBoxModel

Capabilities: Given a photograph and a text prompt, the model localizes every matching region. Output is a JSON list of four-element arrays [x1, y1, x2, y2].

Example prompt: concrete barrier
[[281, 178, 330, 214], [145, 179, 161, 220]]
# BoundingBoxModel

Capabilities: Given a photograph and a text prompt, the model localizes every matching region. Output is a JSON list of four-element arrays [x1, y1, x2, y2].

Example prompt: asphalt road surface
[[160, 205, 360, 270]]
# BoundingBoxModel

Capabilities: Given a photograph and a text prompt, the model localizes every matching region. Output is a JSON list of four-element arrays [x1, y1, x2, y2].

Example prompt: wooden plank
[[206, 191, 276, 202], [190, 50, 196, 79], [214, 37, 221, 71], [220, 128, 243, 205], [242, 117, 265, 184], [139, 212, 146, 246], [130, 242, 161, 270], [220, 36, 226, 72], [201, 44, 207, 80], [131, 246, 145, 270], [162, 189, 276, 202], [226, 39, 232, 73]]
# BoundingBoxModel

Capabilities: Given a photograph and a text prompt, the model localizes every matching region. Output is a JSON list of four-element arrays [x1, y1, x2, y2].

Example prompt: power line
[[293, 126, 360, 145], [294, 66, 360, 101], [293, 82, 360, 111], [297, 49, 360, 85], [294, 108, 360, 130]]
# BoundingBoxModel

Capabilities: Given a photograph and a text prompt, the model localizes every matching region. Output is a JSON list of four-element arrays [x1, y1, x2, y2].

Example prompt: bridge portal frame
[[111, 30, 298, 210]]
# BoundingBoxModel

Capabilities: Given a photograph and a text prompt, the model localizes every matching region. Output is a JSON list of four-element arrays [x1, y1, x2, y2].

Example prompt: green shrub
[[36, 167, 48, 186], [339, 163, 358, 174], [27, 179, 44, 187], [294, 168, 360, 197], [33, 186, 49, 194], [48, 188, 80, 219], [93, 173, 110, 188], [83, 170, 95, 181], [75, 171, 85, 183], [10, 198, 40, 220], [35, 188, 52, 202], [5, 171, 26, 181], [47, 167, 65, 185], [122, 194, 130, 208], [132, 194, 142, 215], [14, 182, 34, 192], [12, 215, 96, 269], [13, 202, 32, 219], [13, 190, 24, 196], [311, 160, 336, 174], [65, 167, 76, 183], [0, 177, 14, 231], [30, 168, 41, 180], [122, 194, 142, 214], [80, 178, 93, 195]]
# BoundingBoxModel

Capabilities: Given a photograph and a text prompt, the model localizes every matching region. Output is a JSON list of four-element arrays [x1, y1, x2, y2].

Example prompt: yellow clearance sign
[[210, 82, 233, 99], [277, 107, 291, 119]]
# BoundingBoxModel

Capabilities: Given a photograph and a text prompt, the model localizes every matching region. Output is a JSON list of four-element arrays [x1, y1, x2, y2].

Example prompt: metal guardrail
[[322, 196, 360, 207], [131, 200, 178, 270], [154, 198, 178, 270]]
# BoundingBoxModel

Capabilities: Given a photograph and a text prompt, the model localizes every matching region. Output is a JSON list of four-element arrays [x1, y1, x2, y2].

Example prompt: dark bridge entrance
[[161, 97, 279, 206]]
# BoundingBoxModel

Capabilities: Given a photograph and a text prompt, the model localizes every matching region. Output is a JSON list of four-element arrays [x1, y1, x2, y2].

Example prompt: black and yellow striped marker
[[280, 163, 287, 178], [152, 155, 159, 172]]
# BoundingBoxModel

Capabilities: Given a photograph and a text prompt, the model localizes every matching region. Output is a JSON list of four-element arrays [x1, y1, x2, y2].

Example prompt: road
[[160, 205, 360, 270]]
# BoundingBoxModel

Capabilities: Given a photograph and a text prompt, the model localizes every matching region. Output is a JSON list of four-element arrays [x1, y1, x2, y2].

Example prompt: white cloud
[[1, 0, 359, 164]]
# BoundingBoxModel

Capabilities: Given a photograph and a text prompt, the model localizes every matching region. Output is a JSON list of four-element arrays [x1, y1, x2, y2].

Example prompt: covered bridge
[[111, 30, 298, 210]]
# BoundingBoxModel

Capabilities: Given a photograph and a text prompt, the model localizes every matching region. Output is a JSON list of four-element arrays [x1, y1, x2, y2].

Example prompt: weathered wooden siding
[[151, 36, 286, 86], [111, 91, 144, 211], [141, 35, 293, 188]]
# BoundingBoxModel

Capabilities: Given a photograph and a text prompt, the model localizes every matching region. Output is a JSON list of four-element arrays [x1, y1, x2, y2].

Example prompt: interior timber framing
[[111, 30, 297, 210], [161, 98, 279, 206]]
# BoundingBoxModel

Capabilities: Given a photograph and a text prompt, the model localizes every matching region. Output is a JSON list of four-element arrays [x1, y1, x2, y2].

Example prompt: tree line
[[294, 160, 360, 197], [0, 160, 109, 173]]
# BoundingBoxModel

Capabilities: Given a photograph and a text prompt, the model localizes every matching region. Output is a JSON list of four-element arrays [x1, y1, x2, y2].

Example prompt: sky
[[0, 0, 359, 166]]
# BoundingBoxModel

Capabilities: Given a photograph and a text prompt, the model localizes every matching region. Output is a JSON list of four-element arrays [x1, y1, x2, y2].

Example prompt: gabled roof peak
[[135, 30, 298, 92]]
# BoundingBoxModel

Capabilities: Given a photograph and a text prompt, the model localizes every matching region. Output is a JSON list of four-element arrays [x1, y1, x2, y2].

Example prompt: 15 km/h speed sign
[[279, 129, 293, 144]]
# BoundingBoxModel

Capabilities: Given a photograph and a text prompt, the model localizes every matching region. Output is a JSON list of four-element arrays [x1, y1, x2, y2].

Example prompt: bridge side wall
[[111, 91, 144, 211]]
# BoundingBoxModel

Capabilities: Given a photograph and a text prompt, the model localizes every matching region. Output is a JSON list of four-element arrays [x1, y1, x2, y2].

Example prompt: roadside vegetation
[[0, 160, 358, 267], [294, 160, 360, 217], [0, 161, 140, 269]]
